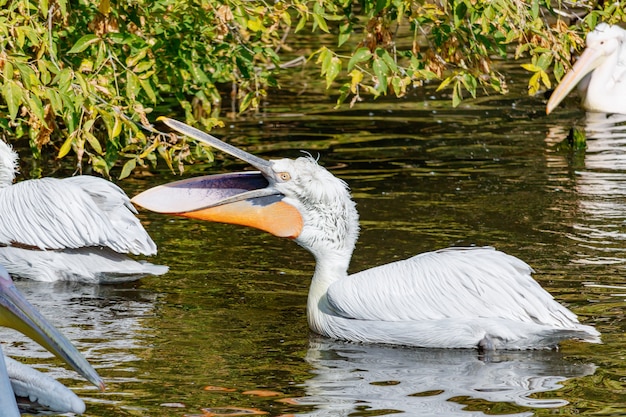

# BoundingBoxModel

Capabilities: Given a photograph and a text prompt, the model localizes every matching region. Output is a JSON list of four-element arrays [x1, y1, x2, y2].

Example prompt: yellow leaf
[[58, 136, 74, 159], [349, 69, 363, 93]]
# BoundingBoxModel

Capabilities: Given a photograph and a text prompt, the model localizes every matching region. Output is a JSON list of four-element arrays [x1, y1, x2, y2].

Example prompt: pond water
[[3, 67, 626, 417]]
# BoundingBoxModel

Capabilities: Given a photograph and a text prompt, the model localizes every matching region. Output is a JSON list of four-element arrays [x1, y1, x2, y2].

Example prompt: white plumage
[[547, 23, 626, 114], [132, 118, 601, 350], [5, 356, 85, 415], [0, 140, 167, 282]]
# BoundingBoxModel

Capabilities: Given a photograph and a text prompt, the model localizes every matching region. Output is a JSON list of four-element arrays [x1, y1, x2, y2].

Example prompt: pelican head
[[546, 23, 626, 114], [132, 118, 359, 263], [0, 265, 104, 394]]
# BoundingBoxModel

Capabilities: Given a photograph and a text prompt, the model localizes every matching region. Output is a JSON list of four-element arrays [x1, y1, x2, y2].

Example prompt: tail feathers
[[544, 325, 601, 346]]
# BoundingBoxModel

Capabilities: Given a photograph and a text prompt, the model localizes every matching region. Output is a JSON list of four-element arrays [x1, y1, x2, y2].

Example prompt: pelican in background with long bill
[[547, 23, 626, 115], [0, 265, 104, 415], [133, 118, 601, 350], [0, 139, 168, 282]]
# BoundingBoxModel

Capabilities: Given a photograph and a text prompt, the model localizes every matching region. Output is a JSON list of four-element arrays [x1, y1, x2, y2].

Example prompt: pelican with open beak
[[133, 117, 599, 350], [0, 265, 104, 415], [547, 23, 626, 114]]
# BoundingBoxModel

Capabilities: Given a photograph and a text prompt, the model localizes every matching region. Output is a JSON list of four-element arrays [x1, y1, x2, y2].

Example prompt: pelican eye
[[278, 172, 291, 181]]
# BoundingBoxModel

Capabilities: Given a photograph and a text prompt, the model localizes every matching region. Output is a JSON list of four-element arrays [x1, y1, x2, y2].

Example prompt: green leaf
[[14, 63, 38, 90], [119, 158, 136, 180], [3, 80, 23, 120], [325, 57, 342, 88], [84, 131, 103, 154], [126, 71, 140, 99], [338, 22, 351, 47], [67, 34, 100, 54], [139, 78, 157, 102], [531, 0, 539, 19], [239, 91, 256, 112], [46, 89, 63, 115], [26, 93, 46, 124], [295, 15, 307, 33], [452, 82, 462, 107], [347, 47, 372, 72], [312, 13, 329, 33], [380, 50, 398, 73], [372, 57, 388, 93], [133, 60, 153, 74], [3, 61, 13, 80]]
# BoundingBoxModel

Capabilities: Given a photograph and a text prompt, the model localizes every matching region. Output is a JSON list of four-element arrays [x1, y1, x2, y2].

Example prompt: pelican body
[[0, 265, 104, 415], [133, 118, 600, 350], [547, 23, 626, 114], [0, 140, 168, 282]]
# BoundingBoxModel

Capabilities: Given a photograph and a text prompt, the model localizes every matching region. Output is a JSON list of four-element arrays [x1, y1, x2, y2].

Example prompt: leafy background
[[0, 0, 624, 177]]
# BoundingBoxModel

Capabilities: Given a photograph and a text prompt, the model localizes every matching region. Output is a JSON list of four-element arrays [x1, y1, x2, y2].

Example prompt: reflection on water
[[0, 280, 157, 407], [550, 113, 626, 267], [296, 338, 596, 417]]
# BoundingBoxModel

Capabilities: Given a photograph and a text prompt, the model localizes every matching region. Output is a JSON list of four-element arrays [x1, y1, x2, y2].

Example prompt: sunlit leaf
[[58, 136, 74, 159], [325, 57, 342, 88], [347, 48, 372, 72], [85, 131, 103, 154], [26, 94, 46, 124], [3, 81, 23, 120], [119, 158, 136, 179], [349, 69, 363, 93], [67, 34, 100, 54]]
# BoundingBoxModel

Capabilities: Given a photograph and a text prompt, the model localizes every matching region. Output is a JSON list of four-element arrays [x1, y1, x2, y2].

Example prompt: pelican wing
[[0, 176, 156, 255], [327, 247, 579, 326]]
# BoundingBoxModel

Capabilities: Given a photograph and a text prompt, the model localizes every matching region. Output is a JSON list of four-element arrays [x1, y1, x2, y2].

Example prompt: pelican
[[0, 265, 104, 415], [0, 139, 168, 282], [133, 117, 601, 350], [546, 23, 626, 114]]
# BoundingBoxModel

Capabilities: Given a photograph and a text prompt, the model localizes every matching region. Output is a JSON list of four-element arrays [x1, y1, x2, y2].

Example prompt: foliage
[[0, 0, 624, 176]]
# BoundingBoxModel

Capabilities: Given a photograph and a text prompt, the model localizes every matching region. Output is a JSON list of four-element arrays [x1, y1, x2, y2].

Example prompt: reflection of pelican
[[297, 337, 596, 416], [547, 24, 626, 114], [565, 113, 626, 265], [133, 118, 600, 350], [0, 140, 168, 282], [0, 265, 103, 415]]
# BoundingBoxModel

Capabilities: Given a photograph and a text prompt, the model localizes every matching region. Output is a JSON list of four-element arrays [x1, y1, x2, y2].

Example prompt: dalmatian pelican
[[0, 265, 104, 415], [0, 139, 168, 282], [132, 117, 601, 350], [547, 23, 626, 114]]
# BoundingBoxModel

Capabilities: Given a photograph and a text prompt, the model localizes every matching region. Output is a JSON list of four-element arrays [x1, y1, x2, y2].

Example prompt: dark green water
[[4, 72, 626, 416]]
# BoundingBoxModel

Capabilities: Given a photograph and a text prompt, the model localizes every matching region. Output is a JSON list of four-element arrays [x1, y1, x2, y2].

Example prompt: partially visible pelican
[[0, 139, 168, 282], [132, 118, 601, 350], [0, 265, 104, 415], [546, 23, 626, 114]]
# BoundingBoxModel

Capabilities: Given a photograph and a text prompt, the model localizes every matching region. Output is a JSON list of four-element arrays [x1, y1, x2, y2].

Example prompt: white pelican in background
[[133, 117, 601, 350], [0, 139, 168, 282], [0, 265, 104, 415], [546, 23, 626, 114]]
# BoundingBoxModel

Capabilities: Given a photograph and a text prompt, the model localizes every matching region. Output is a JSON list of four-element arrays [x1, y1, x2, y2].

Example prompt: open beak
[[132, 117, 303, 239], [546, 46, 604, 114], [0, 266, 104, 392]]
